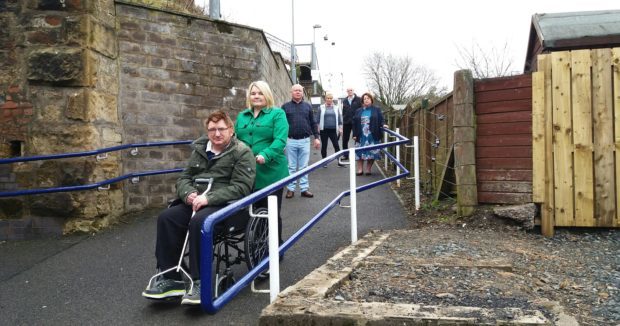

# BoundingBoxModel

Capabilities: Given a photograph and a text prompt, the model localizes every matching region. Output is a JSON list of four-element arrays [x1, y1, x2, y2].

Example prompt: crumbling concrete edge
[[259, 230, 551, 326]]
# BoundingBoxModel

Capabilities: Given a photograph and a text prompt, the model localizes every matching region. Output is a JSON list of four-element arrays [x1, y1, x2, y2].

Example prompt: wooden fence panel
[[571, 50, 594, 226], [532, 71, 545, 203], [614, 48, 620, 226], [551, 51, 574, 226], [534, 48, 620, 232], [475, 74, 532, 204], [592, 48, 616, 226]]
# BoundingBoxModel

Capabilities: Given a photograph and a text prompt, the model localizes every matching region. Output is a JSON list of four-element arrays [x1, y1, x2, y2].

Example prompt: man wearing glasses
[[142, 110, 256, 305], [341, 88, 362, 157]]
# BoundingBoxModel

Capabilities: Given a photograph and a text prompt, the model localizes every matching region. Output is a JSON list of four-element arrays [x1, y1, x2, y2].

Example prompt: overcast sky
[[198, 0, 617, 97]]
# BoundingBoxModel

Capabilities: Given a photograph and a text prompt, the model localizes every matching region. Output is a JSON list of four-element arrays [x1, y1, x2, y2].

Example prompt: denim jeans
[[286, 137, 310, 192]]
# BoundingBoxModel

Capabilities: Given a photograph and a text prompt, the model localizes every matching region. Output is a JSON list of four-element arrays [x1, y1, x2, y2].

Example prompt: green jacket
[[176, 136, 256, 206], [234, 107, 289, 190]]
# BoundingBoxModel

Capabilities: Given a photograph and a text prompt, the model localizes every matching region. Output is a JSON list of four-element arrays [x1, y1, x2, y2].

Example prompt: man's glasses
[[207, 127, 229, 134]]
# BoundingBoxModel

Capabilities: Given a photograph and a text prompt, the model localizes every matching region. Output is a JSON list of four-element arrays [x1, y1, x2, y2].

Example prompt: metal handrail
[[0, 168, 183, 198], [0, 140, 193, 197], [0, 140, 192, 164], [199, 128, 410, 313]]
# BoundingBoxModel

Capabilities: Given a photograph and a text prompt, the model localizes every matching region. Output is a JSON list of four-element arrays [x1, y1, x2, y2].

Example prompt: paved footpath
[[0, 148, 411, 325]]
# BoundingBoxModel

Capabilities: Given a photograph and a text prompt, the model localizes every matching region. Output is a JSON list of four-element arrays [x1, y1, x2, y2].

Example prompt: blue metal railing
[[0, 140, 192, 197], [199, 128, 410, 313]]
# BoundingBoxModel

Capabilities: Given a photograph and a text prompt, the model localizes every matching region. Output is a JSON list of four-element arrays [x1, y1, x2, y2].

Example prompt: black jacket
[[352, 106, 384, 142], [341, 94, 362, 125]]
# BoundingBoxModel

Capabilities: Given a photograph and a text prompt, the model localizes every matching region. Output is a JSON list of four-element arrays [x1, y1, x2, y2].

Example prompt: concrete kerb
[[259, 230, 550, 326]]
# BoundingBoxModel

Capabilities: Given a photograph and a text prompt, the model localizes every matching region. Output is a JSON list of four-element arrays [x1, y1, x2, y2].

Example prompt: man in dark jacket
[[142, 110, 256, 306], [341, 87, 362, 156]]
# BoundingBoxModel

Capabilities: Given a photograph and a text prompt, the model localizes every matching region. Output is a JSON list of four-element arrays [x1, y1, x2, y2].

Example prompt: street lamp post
[[290, 0, 296, 83], [312, 24, 322, 95], [312, 24, 321, 70]]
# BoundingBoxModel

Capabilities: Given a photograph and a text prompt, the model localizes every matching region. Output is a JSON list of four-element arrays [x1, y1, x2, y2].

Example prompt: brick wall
[[116, 2, 292, 212]]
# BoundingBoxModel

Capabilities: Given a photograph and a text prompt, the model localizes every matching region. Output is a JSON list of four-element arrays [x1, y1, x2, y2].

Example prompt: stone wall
[[0, 1, 292, 240], [116, 2, 292, 212], [0, 0, 122, 240]]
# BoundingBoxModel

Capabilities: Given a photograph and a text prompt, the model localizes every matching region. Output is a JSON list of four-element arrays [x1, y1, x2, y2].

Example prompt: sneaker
[[142, 277, 185, 300], [181, 280, 201, 305]]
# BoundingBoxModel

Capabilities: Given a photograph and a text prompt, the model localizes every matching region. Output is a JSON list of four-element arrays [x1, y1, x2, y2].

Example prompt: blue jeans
[[286, 137, 310, 192]]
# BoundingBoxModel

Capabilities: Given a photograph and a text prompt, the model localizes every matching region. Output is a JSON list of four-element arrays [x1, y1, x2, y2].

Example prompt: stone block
[[101, 127, 121, 144], [0, 198, 24, 219], [27, 48, 90, 85], [31, 192, 75, 217], [89, 18, 117, 58], [30, 123, 100, 153], [33, 0, 88, 11]]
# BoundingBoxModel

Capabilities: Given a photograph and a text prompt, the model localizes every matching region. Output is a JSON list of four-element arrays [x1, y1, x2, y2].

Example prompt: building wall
[[0, 1, 292, 240], [116, 2, 292, 212]]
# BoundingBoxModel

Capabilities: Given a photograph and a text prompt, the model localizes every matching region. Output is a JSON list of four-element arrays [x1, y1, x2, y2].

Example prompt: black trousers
[[320, 128, 340, 158], [155, 204, 224, 280], [342, 123, 352, 150]]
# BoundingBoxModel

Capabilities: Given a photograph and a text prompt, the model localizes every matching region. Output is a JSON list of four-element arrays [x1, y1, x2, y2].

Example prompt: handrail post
[[349, 148, 357, 243], [384, 131, 388, 171], [267, 195, 280, 302], [395, 128, 400, 187], [414, 136, 420, 210]]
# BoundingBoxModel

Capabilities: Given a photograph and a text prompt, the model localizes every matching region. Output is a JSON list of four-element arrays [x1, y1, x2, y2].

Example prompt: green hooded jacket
[[176, 136, 256, 206]]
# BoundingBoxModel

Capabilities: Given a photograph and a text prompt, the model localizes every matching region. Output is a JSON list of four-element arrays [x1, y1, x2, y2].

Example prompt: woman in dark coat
[[352, 92, 385, 175]]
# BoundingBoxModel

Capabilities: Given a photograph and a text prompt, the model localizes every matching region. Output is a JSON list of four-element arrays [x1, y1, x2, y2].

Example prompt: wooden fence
[[475, 75, 532, 204], [400, 94, 455, 199], [533, 48, 620, 236], [399, 73, 533, 206]]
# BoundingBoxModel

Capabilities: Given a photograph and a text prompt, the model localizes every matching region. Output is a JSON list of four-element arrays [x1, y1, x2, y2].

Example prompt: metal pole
[[349, 148, 357, 243], [290, 0, 296, 83], [396, 127, 400, 188], [208, 0, 220, 19], [267, 195, 280, 302], [384, 132, 388, 171], [414, 136, 420, 210]]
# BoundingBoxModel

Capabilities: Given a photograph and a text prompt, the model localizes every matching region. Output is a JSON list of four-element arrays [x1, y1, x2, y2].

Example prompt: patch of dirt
[[331, 178, 620, 325]]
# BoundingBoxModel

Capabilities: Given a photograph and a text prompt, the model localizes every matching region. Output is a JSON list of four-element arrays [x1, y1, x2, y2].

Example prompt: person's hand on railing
[[256, 154, 265, 165], [192, 194, 208, 212]]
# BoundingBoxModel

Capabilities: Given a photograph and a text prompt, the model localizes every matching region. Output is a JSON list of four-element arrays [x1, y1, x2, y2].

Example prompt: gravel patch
[[324, 176, 620, 325]]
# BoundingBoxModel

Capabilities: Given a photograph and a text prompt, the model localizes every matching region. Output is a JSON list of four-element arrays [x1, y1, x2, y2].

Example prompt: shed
[[523, 9, 620, 72]]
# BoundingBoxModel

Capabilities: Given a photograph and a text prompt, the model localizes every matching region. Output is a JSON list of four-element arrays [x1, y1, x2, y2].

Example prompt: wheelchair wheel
[[243, 207, 269, 270], [214, 272, 236, 298]]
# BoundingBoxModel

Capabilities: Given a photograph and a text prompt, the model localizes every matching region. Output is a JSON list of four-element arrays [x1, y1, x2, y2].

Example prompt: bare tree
[[363, 52, 441, 108], [454, 41, 515, 79]]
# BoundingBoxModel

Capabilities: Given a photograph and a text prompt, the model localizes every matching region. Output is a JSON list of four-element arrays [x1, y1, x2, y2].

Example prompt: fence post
[[396, 127, 400, 187], [452, 70, 477, 216], [414, 136, 420, 210], [349, 148, 358, 243], [267, 195, 280, 302]]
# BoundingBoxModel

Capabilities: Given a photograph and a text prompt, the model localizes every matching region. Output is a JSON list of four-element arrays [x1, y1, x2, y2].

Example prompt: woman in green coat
[[235, 81, 289, 244]]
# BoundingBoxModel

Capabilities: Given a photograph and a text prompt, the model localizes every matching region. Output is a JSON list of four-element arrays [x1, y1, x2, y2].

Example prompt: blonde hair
[[324, 92, 334, 99], [246, 81, 275, 108]]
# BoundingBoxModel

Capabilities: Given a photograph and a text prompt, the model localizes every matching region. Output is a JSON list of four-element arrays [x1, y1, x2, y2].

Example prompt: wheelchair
[[212, 202, 269, 297], [145, 178, 269, 299]]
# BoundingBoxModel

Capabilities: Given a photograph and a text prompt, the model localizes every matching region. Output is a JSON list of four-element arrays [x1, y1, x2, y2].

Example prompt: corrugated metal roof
[[533, 10, 620, 49]]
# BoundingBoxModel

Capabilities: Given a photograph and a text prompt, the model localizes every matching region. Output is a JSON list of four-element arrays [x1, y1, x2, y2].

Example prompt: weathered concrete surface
[[260, 231, 550, 325]]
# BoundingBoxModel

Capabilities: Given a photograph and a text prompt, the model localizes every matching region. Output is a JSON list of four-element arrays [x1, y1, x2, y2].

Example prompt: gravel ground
[[327, 179, 620, 325]]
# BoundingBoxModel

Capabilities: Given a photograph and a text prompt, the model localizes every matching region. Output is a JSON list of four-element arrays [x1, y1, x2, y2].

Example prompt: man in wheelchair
[[142, 110, 256, 305]]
